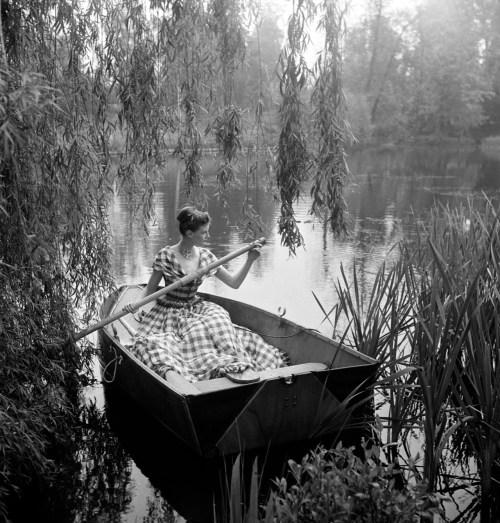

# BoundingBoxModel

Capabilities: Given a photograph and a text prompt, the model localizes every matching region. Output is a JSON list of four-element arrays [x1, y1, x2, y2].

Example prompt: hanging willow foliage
[[310, 0, 353, 236], [168, 0, 214, 201], [274, 0, 315, 253], [207, 0, 247, 208], [1, 0, 115, 511]]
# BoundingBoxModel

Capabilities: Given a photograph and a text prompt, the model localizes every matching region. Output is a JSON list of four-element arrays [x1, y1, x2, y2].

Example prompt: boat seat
[[194, 362, 328, 393]]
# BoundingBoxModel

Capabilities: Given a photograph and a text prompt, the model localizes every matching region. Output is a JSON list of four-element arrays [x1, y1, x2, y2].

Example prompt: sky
[[267, 0, 419, 65], [349, 0, 421, 20]]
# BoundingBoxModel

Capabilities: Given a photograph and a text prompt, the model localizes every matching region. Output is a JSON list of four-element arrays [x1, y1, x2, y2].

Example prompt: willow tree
[[0, 0, 351, 513]]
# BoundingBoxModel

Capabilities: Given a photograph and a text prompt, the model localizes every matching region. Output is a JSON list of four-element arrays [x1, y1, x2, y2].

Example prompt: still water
[[88, 144, 500, 522]]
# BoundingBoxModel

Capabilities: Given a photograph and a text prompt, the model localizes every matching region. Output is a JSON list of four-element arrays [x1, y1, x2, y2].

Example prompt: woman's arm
[[215, 245, 261, 289], [143, 269, 163, 297], [123, 270, 163, 313]]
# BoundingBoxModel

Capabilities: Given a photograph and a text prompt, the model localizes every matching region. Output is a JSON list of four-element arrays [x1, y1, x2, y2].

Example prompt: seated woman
[[125, 206, 288, 384]]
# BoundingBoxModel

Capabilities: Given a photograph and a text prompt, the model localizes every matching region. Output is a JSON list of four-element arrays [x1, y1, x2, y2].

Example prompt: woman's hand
[[123, 303, 136, 314], [247, 241, 263, 262], [216, 239, 265, 289]]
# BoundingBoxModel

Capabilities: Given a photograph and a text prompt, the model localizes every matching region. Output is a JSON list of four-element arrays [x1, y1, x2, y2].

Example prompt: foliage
[[0, 0, 116, 512], [344, 0, 498, 143], [412, 201, 500, 519], [6, 402, 135, 522], [260, 445, 443, 522], [310, 0, 352, 237], [273, 0, 314, 253]]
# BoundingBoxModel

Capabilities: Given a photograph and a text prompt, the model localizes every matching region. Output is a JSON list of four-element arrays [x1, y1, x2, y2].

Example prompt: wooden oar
[[73, 237, 266, 341]]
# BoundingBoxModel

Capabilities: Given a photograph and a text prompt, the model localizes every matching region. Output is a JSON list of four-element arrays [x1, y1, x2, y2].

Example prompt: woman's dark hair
[[176, 206, 210, 235]]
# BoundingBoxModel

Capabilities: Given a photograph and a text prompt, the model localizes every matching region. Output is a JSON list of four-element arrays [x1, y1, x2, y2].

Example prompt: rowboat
[[98, 284, 378, 456]]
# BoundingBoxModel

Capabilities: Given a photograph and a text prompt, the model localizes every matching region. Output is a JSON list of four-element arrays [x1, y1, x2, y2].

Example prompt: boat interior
[[102, 285, 375, 396]]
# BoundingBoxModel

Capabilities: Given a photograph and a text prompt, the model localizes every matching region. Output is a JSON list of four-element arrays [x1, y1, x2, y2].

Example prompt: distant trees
[[344, 0, 500, 143]]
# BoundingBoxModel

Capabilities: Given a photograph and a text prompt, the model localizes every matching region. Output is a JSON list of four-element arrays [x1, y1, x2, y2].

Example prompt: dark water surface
[[85, 144, 500, 522]]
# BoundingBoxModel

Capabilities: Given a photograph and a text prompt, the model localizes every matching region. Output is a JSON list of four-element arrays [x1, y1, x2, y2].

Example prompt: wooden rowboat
[[98, 284, 379, 457]]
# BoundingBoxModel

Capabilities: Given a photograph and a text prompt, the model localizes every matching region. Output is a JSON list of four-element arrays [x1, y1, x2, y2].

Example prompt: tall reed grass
[[333, 199, 500, 520]]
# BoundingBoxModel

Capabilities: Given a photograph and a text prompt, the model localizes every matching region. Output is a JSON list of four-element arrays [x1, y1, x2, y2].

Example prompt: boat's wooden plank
[[194, 362, 327, 393], [215, 373, 344, 454], [165, 370, 201, 395]]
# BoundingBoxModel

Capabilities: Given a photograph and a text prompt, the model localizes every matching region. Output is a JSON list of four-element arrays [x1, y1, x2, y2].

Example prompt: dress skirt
[[131, 296, 286, 382]]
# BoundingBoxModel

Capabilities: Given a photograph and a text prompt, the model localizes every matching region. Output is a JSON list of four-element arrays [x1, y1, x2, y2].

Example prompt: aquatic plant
[[416, 201, 500, 520], [329, 198, 500, 519]]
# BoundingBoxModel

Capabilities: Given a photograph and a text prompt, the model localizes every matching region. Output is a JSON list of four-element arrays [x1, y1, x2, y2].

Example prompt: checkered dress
[[130, 246, 286, 383]]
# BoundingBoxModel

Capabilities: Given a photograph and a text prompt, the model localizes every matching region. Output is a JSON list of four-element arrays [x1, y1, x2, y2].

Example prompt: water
[[88, 144, 500, 522]]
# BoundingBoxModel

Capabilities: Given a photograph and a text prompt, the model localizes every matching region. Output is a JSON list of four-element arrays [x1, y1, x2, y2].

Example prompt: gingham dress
[[130, 246, 286, 382]]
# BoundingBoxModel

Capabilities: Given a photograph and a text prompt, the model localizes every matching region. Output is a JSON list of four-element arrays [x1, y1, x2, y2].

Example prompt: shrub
[[263, 446, 445, 522]]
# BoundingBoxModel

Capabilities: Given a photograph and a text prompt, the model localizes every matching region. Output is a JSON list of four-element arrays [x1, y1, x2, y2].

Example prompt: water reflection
[[10, 403, 133, 523], [100, 144, 500, 521], [104, 384, 221, 523]]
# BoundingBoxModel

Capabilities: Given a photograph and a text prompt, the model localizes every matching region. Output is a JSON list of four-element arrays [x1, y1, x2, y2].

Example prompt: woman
[[125, 206, 287, 384]]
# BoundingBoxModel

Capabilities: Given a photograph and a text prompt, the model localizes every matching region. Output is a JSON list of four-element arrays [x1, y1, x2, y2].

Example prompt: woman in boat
[[124, 206, 288, 384]]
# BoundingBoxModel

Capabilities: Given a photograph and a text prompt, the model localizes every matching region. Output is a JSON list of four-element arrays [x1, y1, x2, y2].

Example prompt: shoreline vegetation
[[107, 132, 500, 158]]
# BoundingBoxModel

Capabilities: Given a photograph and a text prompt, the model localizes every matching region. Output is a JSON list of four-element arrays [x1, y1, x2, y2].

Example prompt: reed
[[334, 251, 421, 465], [317, 198, 500, 516], [412, 201, 500, 516]]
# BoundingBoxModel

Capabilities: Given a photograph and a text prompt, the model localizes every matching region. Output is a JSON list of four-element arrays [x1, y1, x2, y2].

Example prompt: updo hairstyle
[[176, 206, 210, 235]]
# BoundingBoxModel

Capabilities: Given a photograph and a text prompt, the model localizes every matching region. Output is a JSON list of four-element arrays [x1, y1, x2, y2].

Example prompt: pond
[[86, 144, 500, 522]]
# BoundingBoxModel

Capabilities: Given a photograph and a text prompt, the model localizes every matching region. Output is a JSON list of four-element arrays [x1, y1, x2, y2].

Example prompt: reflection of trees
[[103, 384, 223, 522], [71, 404, 133, 522], [19, 402, 135, 522], [474, 156, 500, 191], [145, 491, 178, 522]]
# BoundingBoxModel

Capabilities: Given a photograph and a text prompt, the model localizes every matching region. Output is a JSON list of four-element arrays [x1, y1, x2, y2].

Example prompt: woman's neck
[[176, 239, 197, 260], [177, 238, 194, 250]]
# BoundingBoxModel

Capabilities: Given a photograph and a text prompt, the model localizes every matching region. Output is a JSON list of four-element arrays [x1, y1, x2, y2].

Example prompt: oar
[[73, 237, 266, 341]]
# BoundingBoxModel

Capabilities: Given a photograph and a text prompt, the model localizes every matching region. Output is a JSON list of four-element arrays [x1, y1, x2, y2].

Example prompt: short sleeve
[[152, 248, 181, 279], [199, 249, 219, 280], [152, 249, 167, 272]]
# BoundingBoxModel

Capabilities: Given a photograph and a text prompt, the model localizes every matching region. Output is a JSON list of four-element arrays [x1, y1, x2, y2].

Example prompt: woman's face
[[189, 224, 210, 246]]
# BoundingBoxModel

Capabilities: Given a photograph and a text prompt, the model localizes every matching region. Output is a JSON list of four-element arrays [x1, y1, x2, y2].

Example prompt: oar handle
[[73, 237, 266, 341]]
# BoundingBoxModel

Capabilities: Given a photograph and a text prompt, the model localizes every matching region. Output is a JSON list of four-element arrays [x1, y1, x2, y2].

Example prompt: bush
[[263, 445, 445, 522]]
